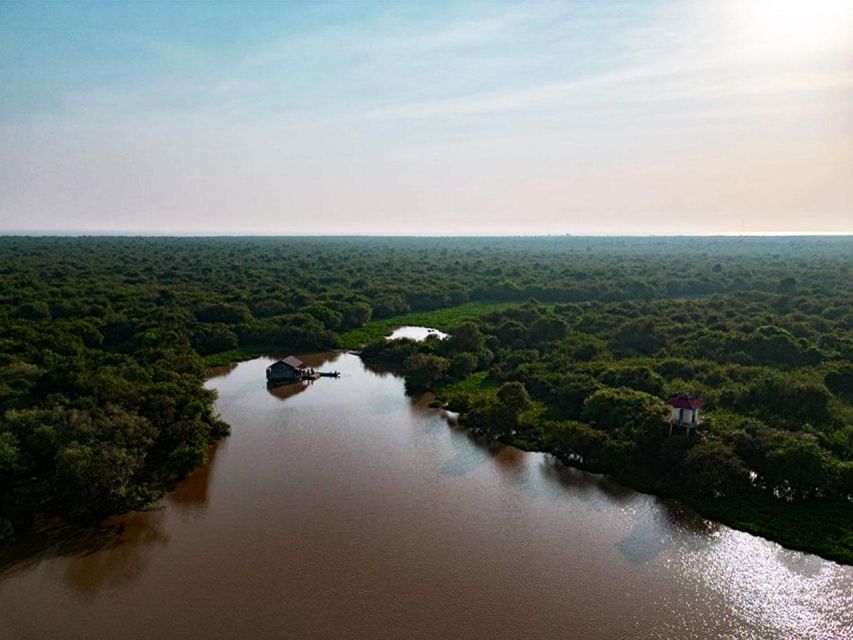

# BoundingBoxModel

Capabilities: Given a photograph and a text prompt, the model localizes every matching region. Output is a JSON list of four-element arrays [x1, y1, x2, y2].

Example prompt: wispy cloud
[[1, 1, 851, 234], [361, 51, 853, 123]]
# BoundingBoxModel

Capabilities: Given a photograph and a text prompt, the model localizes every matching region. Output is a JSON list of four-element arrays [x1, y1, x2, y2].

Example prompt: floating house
[[668, 394, 703, 434], [266, 356, 308, 382]]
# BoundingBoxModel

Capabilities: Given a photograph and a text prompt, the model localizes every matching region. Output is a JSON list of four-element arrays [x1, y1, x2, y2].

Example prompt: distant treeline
[[0, 236, 851, 541]]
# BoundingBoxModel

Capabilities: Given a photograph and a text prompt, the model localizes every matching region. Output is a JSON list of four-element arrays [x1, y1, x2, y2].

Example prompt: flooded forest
[[1, 237, 852, 635]]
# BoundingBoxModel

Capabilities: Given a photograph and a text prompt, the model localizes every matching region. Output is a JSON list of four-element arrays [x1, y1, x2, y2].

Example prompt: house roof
[[268, 356, 306, 369], [282, 355, 306, 369], [668, 394, 703, 410]]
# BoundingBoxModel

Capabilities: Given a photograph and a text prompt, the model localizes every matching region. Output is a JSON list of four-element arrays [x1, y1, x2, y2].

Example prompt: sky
[[0, 0, 852, 235]]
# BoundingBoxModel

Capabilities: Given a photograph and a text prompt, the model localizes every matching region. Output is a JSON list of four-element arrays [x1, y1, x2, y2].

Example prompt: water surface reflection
[[0, 353, 850, 640], [387, 325, 448, 341]]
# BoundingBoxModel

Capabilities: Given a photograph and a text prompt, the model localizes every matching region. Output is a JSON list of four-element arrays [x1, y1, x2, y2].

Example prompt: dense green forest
[[0, 236, 851, 560]]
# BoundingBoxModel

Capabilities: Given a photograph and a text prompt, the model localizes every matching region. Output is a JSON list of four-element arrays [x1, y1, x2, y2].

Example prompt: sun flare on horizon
[[731, 0, 853, 58]]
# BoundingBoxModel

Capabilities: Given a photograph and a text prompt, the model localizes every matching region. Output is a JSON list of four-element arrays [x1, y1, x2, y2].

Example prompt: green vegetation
[[0, 235, 851, 563], [360, 274, 853, 563], [338, 302, 515, 349], [440, 371, 502, 401], [202, 344, 278, 367]]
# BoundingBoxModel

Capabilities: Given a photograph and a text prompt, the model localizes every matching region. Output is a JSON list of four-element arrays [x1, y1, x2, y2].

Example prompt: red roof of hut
[[668, 394, 703, 410]]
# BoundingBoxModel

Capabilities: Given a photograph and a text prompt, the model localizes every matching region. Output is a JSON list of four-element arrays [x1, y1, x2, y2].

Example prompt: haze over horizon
[[1, 1, 852, 235]]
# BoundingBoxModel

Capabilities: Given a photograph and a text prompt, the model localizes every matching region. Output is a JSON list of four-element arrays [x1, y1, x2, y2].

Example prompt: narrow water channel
[[0, 349, 851, 640]]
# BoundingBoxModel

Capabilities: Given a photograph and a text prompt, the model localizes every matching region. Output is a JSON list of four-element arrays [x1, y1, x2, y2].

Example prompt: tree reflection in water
[[0, 512, 168, 596], [64, 511, 169, 595], [168, 441, 224, 512], [0, 438, 228, 595]]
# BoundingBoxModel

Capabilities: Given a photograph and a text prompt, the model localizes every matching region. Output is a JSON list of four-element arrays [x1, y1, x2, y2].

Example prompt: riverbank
[[341, 344, 852, 565], [5, 351, 849, 639], [204, 314, 853, 566], [432, 378, 853, 566], [500, 431, 853, 565]]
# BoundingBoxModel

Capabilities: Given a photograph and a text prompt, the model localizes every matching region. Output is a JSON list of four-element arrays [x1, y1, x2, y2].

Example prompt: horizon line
[[0, 230, 851, 239]]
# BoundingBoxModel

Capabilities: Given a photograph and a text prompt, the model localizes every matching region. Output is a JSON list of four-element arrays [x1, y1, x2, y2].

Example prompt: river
[[0, 349, 851, 639]]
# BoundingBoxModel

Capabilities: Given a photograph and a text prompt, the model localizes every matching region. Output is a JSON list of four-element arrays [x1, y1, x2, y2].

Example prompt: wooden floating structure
[[266, 356, 339, 382]]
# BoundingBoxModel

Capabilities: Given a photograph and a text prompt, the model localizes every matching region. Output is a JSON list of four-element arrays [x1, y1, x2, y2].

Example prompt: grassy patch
[[338, 302, 516, 349], [438, 371, 502, 400]]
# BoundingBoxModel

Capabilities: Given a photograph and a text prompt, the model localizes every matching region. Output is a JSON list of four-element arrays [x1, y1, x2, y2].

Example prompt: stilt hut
[[266, 356, 308, 382], [668, 394, 703, 435]]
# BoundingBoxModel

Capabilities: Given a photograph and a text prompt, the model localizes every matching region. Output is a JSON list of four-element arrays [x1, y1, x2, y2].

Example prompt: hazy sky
[[1, 1, 851, 235]]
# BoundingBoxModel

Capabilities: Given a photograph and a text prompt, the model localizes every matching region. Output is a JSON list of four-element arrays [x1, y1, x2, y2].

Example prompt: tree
[[54, 442, 146, 519], [460, 383, 533, 439], [446, 322, 485, 353], [195, 303, 252, 324], [372, 294, 409, 318], [737, 377, 833, 428], [361, 337, 420, 365], [449, 352, 477, 379], [12, 301, 51, 321], [834, 462, 853, 500], [739, 326, 815, 366], [528, 316, 568, 343], [582, 387, 669, 440], [825, 364, 853, 400], [497, 381, 532, 415], [403, 354, 449, 394], [305, 304, 343, 330], [763, 439, 838, 500], [552, 373, 601, 419], [0, 432, 21, 480], [600, 365, 664, 396], [191, 325, 239, 355], [340, 301, 372, 329], [779, 276, 797, 294], [541, 420, 605, 463], [682, 440, 750, 498], [496, 320, 526, 345], [462, 397, 503, 436], [610, 318, 665, 356]]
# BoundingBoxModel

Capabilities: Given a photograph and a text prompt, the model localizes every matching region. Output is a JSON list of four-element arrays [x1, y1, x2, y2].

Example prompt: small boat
[[318, 371, 340, 378]]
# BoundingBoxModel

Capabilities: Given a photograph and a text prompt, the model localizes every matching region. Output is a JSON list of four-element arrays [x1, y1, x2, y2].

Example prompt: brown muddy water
[[1, 351, 851, 640]]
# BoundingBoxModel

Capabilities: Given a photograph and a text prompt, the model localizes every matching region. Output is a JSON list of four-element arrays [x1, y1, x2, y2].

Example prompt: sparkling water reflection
[[0, 353, 850, 640]]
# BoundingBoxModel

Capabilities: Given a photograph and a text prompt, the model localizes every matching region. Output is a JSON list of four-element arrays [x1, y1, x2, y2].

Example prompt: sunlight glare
[[731, 0, 853, 58]]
